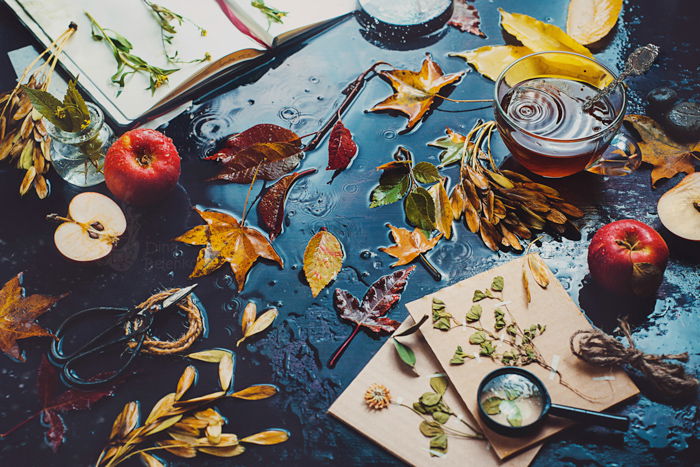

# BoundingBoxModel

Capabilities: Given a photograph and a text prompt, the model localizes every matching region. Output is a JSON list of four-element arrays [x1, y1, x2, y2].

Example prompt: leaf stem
[[435, 95, 493, 103], [328, 323, 361, 368], [419, 254, 442, 281], [240, 162, 263, 226], [0, 410, 42, 438]]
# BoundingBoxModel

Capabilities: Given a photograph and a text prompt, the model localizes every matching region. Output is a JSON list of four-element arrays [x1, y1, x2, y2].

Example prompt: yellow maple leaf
[[379, 224, 442, 267]]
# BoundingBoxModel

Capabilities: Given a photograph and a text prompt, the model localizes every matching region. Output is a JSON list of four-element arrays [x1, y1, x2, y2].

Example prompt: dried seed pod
[[19, 166, 36, 196], [364, 383, 392, 410], [479, 216, 501, 251], [463, 201, 480, 233], [34, 174, 48, 199], [449, 184, 466, 221]]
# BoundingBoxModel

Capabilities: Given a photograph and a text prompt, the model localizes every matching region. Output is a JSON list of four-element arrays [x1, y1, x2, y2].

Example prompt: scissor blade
[[161, 284, 198, 309]]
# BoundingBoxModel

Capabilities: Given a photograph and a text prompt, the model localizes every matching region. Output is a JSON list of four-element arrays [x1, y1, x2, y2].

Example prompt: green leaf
[[429, 433, 448, 450], [480, 340, 496, 356], [465, 305, 482, 322], [506, 324, 517, 336], [427, 131, 467, 167], [419, 420, 444, 437], [430, 375, 448, 395], [395, 314, 429, 337], [481, 396, 503, 415], [369, 172, 410, 207], [62, 80, 90, 132], [419, 392, 441, 406], [491, 276, 504, 292], [392, 338, 416, 368], [432, 411, 450, 424], [450, 345, 473, 364], [469, 331, 487, 344], [472, 289, 487, 302], [499, 400, 523, 427], [413, 161, 440, 183], [404, 186, 436, 231], [21, 86, 71, 130], [413, 402, 428, 414]]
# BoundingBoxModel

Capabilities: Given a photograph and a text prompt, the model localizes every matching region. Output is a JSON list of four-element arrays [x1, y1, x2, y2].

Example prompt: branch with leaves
[[143, 0, 210, 64]]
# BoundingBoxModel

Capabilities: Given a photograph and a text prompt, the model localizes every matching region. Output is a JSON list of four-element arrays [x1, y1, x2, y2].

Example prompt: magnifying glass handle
[[549, 404, 629, 431]]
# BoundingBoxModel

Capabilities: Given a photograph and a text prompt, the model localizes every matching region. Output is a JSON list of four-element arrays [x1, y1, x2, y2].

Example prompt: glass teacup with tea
[[494, 51, 636, 178]]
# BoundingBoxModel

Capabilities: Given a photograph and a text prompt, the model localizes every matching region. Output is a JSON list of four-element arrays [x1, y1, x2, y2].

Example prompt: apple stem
[[46, 213, 120, 244]]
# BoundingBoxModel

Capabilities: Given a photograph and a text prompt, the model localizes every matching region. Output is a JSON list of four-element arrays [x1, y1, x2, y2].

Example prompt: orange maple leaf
[[0, 273, 65, 361], [379, 224, 442, 267], [174, 208, 283, 290], [369, 54, 465, 131], [625, 115, 699, 187]]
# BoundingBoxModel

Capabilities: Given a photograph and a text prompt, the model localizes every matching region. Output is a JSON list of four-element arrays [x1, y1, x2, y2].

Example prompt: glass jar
[[46, 102, 115, 187]]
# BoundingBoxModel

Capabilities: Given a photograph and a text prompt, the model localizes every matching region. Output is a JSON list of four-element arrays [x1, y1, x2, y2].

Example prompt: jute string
[[125, 288, 203, 355], [570, 318, 698, 399]]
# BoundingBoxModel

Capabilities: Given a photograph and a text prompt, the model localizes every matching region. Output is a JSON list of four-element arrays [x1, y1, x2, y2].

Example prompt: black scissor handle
[[50, 307, 132, 362]]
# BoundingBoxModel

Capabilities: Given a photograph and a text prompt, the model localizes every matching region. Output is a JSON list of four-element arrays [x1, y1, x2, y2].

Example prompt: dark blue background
[[0, 1, 698, 465]]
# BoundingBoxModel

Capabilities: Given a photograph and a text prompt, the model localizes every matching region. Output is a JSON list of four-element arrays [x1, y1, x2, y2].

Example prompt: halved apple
[[52, 192, 127, 261], [657, 173, 700, 241]]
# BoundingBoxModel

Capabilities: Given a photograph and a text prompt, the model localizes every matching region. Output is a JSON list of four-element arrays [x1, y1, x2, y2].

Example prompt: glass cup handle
[[585, 131, 642, 176]]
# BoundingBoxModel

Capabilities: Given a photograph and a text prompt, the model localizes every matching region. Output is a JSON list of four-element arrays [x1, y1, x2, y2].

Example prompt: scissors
[[49, 284, 198, 388]]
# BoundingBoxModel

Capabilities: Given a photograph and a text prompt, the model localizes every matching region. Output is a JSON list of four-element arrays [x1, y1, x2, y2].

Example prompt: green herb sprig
[[251, 0, 288, 27], [22, 80, 90, 133], [85, 12, 179, 96], [142, 0, 210, 64]]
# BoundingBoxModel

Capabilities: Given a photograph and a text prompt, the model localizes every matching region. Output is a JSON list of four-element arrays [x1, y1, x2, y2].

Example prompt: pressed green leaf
[[429, 375, 448, 395], [481, 396, 503, 415], [419, 392, 441, 406], [395, 314, 429, 337], [404, 187, 436, 231], [432, 411, 450, 424], [413, 161, 441, 183], [500, 400, 523, 427], [491, 276, 504, 292], [419, 420, 444, 437], [429, 433, 448, 451], [465, 304, 482, 322], [392, 338, 416, 368], [369, 173, 410, 207], [472, 289, 487, 302], [469, 331, 487, 344], [479, 340, 496, 356]]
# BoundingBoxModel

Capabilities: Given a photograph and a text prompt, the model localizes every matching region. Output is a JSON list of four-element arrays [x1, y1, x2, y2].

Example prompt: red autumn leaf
[[449, 0, 486, 37], [207, 124, 304, 183], [328, 266, 416, 367], [1, 355, 113, 451], [326, 120, 358, 171], [257, 168, 316, 240]]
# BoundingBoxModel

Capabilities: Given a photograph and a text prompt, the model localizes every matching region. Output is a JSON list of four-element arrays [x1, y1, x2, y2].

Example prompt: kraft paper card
[[329, 316, 540, 467], [404, 255, 639, 459]]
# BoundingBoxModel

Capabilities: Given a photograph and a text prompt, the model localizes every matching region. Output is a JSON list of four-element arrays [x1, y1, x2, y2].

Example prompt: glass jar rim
[[46, 102, 104, 144], [493, 50, 627, 144]]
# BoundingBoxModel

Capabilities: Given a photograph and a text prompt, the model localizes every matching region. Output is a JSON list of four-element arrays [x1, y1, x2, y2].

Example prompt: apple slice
[[658, 173, 700, 241], [52, 192, 127, 262]]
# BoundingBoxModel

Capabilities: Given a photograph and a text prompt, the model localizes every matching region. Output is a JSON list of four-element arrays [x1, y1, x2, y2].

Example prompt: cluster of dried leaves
[[97, 349, 287, 466], [446, 122, 584, 251], [237, 302, 277, 347]]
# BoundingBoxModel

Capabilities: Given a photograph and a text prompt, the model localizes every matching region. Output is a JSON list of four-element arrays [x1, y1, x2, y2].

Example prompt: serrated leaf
[[405, 187, 436, 231], [413, 161, 440, 183], [240, 429, 290, 445], [472, 290, 487, 302], [62, 80, 90, 132], [392, 338, 416, 368], [237, 307, 278, 346], [230, 384, 278, 400], [428, 127, 470, 167], [449, 0, 486, 37], [21, 86, 71, 130], [303, 229, 344, 297], [369, 170, 410, 208], [428, 180, 453, 239], [218, 352, 234, 391], [527, 253, 550, 288], [380, 224, 442, 267], [186, 349, 231, 363]]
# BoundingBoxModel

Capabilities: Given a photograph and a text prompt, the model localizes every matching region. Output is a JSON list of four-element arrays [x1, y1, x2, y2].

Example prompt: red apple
[[104, 129, 181, 205], [587, 219, 669, 296]]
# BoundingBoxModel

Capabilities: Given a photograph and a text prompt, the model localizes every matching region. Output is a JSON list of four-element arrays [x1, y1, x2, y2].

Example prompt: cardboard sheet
[[404, 256, 639, 459], [329, 317, 540, 467]]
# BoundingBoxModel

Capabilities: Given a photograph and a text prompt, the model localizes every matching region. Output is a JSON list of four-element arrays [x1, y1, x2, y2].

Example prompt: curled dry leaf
[[176, 366, 197, 401], [522, 264, 531, 305], [257, 168, 315, 240], [174, 208, 283, 289], [218, 351, 234, 391], [624, 115, 698, 187], [187, 349, 231, 363], [207, 124, 304, 183], [236, 307, 278, 346], [303, 229, 344, 297], [527, 253, 550, 288], [428, 180, 453, 239], [109, 401, 140, 441], [369, 54, 465, 131], [567, 0, 623, 45], [379, 224, 442, 267], [230, 384, 279, 400], [0, 272, 65, 361], [240, 302, 256, 336], [327, 120, 358, 171], [448, 0, 486, 37], [240, 429, 290, 445]]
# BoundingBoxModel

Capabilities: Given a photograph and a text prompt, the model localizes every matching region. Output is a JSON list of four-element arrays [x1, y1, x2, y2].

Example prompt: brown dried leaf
[[158, 440, 197, 458], [205, 422, 222, 444], [218, 351, 234, 391], [109, 401, 140, 441], [479, 217, 501, 251], [230, 384, 278, 400], [186, 349, 231, 363], [428, 180, 453, 239], [139, 452, 165, 467], [237, 308, 278, 347], [522, 266, 531, 305], [175, 366, 197, 401], [197, 444, 245, 457], [240, 302, 256, 336], [527, 253, 550, 288], [449, 184, 466, 221], [379, 224, 442, 267], [19, 166, 36, 196], [463, 201, 480, 233], [145, 393, 176, 424], [240, 429, 290, 445], [144, 414, 182, 436], [194, 409, 224, 425]]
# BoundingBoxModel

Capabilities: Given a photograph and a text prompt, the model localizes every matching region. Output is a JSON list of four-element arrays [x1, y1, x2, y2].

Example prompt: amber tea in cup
[[494, 51, 626, 178]]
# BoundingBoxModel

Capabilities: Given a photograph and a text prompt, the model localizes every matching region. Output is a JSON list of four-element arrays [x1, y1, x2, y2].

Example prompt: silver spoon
[[583, 43, 660, 111]]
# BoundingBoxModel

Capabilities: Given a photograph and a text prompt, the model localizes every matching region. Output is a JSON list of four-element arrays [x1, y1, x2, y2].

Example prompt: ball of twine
[[570, 318, 698, 399], [125, 288, 203, 355]]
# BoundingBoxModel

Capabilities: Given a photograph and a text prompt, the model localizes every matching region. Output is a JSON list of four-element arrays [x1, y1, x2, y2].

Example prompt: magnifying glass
[[477, 367, 629, 436]]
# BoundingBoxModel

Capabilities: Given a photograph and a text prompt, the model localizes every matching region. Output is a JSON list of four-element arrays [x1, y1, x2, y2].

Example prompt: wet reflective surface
[[1, 0, 698, 465]]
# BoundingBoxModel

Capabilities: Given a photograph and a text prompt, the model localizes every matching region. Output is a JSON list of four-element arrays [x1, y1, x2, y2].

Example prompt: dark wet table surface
[[0, 0, 698, 466]]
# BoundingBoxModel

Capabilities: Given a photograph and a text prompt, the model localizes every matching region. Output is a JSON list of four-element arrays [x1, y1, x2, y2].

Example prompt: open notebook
[[6, 0, 355, 126]]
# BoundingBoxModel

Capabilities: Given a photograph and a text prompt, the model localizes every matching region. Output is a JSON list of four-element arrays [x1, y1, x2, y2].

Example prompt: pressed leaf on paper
[[257, 168, 315, 240], [379, 224, 442, 267], [428, 180, 453, 239], [392, 338, 416, 368], [449, 45, 531, 82], [527, 253, 550, 288], [174, 209, 283, 289], [448, 0, 486, 37], [498, 9, 592, 57], [624, 115, 698, 187], [327, 120, 358, 171], [0, 273, 65, 361], [369, 54, 465, 131], [236, 307, 278, 346], [567, 0, 623, 45], [207, 124, 303, 183], [303, 229, 344, 297]]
